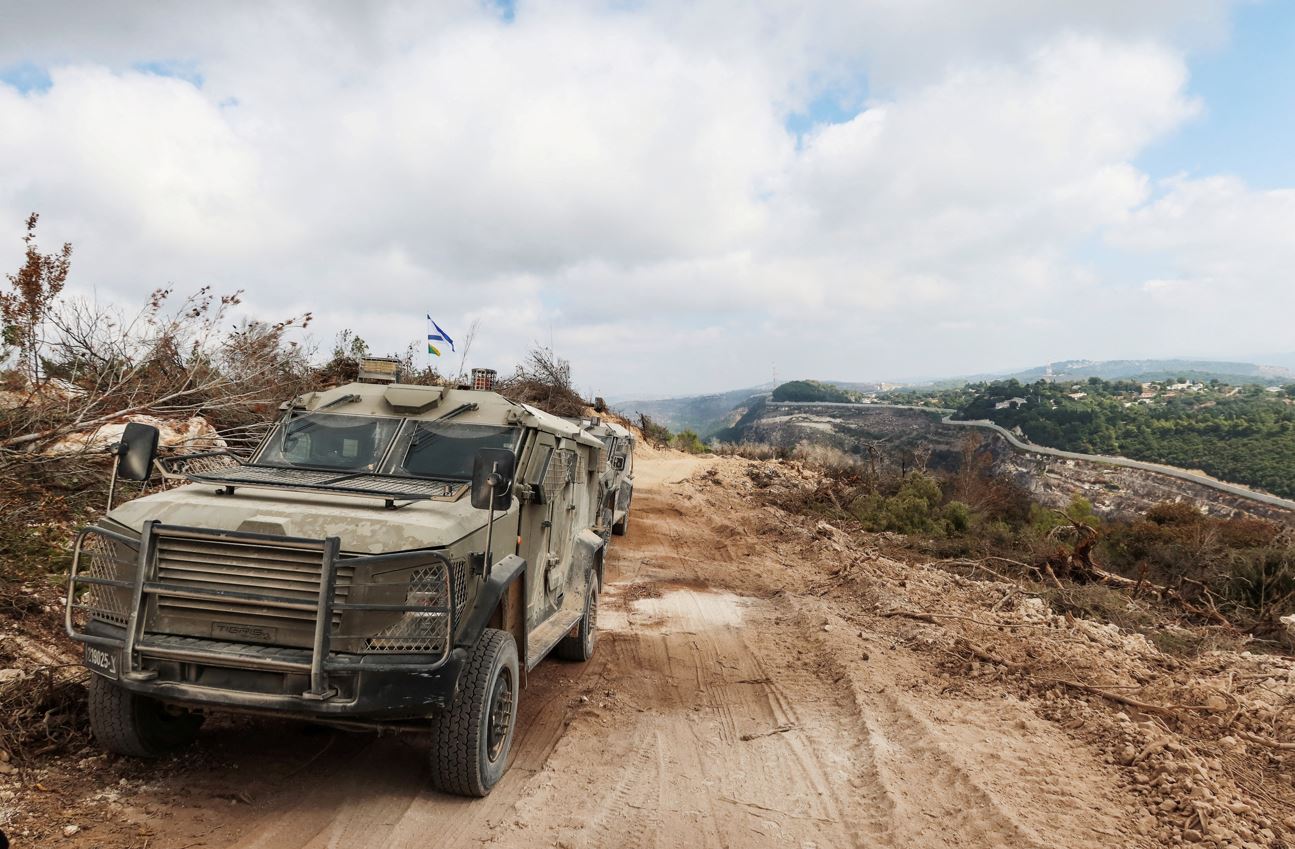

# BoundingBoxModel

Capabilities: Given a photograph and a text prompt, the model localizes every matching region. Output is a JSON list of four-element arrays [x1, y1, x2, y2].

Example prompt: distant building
[[994, 397, 1027, 410], [1066, 391, 1088, 400]]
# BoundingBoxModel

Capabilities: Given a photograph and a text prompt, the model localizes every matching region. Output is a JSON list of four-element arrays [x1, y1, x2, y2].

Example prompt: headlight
[[364, 562, 453, 654], [69, 527, 138, 630]]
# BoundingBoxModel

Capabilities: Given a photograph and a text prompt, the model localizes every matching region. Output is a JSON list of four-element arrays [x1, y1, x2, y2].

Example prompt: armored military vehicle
[[66, 366, 613, 796], [569, 417, 635, 538]]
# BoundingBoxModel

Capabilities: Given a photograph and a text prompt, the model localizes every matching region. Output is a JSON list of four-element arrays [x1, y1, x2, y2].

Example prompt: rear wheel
[[611, 511, 629, 536], [429, 628, 518, 797], [556, 579, 598, 662], [87, 675, 203, 758]]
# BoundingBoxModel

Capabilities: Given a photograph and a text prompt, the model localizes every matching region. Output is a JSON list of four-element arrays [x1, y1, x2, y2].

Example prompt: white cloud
[[0, 0, 1287, 396], [1103, 176, 1295, 355]]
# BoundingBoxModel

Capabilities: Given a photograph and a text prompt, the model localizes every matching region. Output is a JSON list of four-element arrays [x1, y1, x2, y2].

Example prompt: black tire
[[429, 628, 519, 797], [555, 579, 598, 662], [87, 675, 203, 758], [611, 511, 629, 536]]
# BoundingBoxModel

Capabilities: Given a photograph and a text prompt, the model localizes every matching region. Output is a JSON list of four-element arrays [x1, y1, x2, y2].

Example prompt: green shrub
[[850, 473, 947, 536], [943, 500, 972, 534], [671, 429, 707, 454], [636, 413, 672, 447]]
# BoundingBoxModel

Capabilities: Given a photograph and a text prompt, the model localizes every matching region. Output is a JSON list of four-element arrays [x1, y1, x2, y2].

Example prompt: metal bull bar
[[67, 521, 456, 701]]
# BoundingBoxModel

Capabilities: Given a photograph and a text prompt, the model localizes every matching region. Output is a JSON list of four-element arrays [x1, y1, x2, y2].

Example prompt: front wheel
[[87, 675, 203, 758], [429, 629, 519, 797]]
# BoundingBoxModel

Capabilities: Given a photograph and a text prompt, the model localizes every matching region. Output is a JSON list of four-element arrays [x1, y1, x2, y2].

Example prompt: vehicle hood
[[107, 483, 495, 553]]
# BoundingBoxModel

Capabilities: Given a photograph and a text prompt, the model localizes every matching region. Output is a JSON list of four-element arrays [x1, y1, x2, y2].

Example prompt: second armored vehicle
[[568, 416, 635, 538]]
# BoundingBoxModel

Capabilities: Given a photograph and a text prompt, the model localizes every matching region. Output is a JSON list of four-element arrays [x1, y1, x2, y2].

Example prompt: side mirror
[[115, 423, 160, 482], [609, 455, 626, 471], [471, 448, 516, 511]]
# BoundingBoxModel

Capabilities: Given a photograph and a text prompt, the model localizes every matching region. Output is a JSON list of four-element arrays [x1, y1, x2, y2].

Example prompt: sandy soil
[[6, 449, 1293, 848]]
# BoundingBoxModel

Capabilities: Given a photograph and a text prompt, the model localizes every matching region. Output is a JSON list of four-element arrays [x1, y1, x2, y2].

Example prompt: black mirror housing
[[471, 448, 516, 511], [116, 422, 160, 482]]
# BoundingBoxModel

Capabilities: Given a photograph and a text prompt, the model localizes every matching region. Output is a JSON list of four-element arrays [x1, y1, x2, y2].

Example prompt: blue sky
[[0, 61, 51, 93], [1138, 0, 1295, 186]]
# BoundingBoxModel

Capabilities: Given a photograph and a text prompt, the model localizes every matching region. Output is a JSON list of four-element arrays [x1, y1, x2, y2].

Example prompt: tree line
[[944, 378, 1295, 499]]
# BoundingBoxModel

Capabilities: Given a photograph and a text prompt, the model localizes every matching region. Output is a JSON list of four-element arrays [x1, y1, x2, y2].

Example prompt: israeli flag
[[427, 315, 455, 353]]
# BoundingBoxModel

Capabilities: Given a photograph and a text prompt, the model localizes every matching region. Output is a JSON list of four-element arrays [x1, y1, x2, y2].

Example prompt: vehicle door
[[614, 437, 634, 516], [517, 434, 578, 625], [563, 443, 598, 596]]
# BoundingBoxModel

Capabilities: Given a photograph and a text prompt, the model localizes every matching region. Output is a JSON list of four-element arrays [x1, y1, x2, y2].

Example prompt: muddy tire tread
[[429, 628, 515, 797], [88, 674, 200, 758]]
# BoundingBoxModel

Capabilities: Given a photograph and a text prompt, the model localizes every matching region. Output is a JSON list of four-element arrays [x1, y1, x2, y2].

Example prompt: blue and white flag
[[427, 315, 455, 356]]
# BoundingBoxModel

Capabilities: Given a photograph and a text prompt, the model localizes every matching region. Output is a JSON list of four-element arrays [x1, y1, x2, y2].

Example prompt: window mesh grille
[[543, 449, 576, 501], [365, 562, 454, 654]]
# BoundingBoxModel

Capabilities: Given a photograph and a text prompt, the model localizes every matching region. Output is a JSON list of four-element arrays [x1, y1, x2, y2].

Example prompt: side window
[[528, 445, 554, 501], [544, 449, 577, 501]]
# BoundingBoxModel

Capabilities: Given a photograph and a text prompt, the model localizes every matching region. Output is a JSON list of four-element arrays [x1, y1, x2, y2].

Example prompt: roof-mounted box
[[359, 357, 402, 384]]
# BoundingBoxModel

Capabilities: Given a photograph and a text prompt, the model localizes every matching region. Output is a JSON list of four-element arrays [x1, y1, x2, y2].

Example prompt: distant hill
[[926, 359, 1294, 388], [616, 383, 775, 436], [771, 380, 857, 403], [1248, 352, 1295, 372], [616, 359, 1295, 439]]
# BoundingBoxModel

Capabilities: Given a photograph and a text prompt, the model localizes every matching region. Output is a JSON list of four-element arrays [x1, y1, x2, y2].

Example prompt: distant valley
[[619, 357, 1295, 436], [617, 358, 1295, 502]]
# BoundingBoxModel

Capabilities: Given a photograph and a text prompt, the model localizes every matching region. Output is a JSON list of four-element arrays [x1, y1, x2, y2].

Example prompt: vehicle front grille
[[152, 534, 353, 645]]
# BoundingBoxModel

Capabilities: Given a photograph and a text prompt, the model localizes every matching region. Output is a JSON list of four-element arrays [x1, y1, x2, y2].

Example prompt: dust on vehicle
[[65, 360, 630, 797], [568, 416, 635, 538]]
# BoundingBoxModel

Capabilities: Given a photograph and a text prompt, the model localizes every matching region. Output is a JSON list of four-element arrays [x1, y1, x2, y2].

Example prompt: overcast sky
[[1, 1, 1293, 398]]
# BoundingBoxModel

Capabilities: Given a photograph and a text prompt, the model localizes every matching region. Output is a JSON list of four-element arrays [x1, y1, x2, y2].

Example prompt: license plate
[[84, 644, 119, 679]]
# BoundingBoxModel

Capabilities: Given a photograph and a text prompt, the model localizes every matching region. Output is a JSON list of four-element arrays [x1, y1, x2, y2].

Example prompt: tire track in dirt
[[779, 598, 1139, 849], [497, 470, 878, 848]]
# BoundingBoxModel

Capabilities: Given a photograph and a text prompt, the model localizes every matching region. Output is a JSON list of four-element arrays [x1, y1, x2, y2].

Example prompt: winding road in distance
[[770, 401, 1295, 513]]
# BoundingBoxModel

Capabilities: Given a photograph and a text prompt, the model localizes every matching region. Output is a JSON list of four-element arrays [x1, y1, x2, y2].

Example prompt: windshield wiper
[[290, 393, 361, 428]]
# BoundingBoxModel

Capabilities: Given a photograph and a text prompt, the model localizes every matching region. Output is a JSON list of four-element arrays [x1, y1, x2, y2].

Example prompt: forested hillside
[[944, 378, 1295, 498]]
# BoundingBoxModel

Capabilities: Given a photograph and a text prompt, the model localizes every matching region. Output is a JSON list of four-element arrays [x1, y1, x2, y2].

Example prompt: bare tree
[[1, 213, 71, 384], [2, 286, 312, 451], [452, 318, 481, 384]]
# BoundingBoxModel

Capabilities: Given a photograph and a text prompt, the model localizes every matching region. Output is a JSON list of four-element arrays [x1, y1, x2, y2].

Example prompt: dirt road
[[46, 450, 1154, 848]]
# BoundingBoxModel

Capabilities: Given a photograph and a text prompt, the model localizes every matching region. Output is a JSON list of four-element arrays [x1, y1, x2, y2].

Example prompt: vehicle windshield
[[256, 413, 401, 472], [385, 421, 519, 480]]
